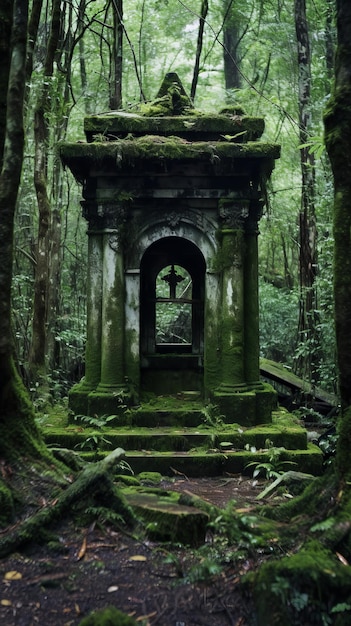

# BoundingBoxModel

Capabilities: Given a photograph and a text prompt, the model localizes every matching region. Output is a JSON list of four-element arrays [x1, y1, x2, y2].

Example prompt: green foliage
[[259, 279, 299, 363], [10, 0, 338, 406], [83, 506, 126, 527], [185, 556, 223, 583], [202, 403, 224, 429], [246, 440, 297, 480]]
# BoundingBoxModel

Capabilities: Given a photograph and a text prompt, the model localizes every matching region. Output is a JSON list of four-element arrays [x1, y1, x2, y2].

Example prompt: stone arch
[[139, 236, 206, 396]]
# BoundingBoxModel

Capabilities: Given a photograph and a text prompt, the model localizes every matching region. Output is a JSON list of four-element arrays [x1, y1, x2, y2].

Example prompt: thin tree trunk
[[324, 0, 335, 89], [190, 0, 208, 101], [110, 0, 123, 109], [294, 0, 318, 381], [0, 0, 13, 168], [78, 0, 92, 113], [25, 0, 43, 103], [223, 0, 241, 92], [29, 0, 61, 386]]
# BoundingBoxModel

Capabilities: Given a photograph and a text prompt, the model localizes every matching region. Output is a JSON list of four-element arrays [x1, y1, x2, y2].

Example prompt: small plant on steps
[[246, 439, 297, 480]]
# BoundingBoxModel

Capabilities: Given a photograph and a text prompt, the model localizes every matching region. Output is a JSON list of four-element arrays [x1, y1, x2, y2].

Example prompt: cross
[[161, 265, 184, 299]]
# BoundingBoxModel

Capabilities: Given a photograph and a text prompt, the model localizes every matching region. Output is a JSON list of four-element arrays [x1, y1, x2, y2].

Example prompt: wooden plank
[[260, 358, 338, 407]]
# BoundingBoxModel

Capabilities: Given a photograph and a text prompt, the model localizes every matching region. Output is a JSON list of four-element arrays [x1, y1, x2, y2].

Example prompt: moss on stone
[[59, 137, 280, 173], [138, 471, 162, 484], [251, 540, 351, 626], [124, 486, 210, 545], [78, 606, 137, 626]]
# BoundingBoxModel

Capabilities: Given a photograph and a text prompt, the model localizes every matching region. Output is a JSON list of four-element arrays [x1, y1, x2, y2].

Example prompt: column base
[[212, 382, 277, 426], [68, 379, 133, 418], [68, 378, 96, 417], [88, 383, 132, 417]]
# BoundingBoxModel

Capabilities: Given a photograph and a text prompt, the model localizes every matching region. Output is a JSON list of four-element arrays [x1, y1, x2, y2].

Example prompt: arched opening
[[140, 237, 205, 394], [155, 265, 193, 348]]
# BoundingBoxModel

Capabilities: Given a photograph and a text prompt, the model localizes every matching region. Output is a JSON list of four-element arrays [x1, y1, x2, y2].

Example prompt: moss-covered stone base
[[68, 381, 91, 416], [44, 401, 322, 477], [251, 540, 351, 626], [68, 383, 133, 419], [124, 487, 210, 545], [212, 382, 277, 426]]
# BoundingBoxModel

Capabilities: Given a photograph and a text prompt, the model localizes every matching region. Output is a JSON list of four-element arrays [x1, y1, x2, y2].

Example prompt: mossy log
[[0, 448, 135, 558]]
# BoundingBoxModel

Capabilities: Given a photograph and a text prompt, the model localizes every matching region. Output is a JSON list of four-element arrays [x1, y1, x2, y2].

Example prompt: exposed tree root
[[0, 448, 135, 558]]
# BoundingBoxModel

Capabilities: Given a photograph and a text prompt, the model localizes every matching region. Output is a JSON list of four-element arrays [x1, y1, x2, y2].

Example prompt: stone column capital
[[218, 202, 249, 229]]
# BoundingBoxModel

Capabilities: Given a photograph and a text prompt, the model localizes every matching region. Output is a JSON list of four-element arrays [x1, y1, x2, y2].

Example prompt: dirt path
[[0, 477, 266, 626]]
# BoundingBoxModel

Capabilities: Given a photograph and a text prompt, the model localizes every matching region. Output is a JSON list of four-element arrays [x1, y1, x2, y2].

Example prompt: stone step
[[81, 446, 323, 477], [129, 406, 206, 428], [44, 405, 323, 478], [45, 423, 308, 453]]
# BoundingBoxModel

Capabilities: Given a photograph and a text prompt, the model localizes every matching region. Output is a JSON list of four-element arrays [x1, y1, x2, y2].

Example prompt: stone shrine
[[60, 74, 281, 426]]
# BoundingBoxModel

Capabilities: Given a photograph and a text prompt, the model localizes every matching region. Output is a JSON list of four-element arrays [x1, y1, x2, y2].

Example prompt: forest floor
[[0, 475, 275, 626]]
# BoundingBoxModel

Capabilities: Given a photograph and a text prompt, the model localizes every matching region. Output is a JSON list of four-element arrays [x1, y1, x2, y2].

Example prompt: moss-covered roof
[[83, 112, 266, 143], [59, 135, 280, 175]]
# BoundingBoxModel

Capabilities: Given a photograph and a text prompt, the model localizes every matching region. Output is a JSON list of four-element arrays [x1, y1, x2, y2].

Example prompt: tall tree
[[294, 0, 319, 381], [324, 0, 351, 479], [110, 0, 123, 109], [190, 0, 208, 101], [222, 0, 242, 93], [0, 0, 48, 463]]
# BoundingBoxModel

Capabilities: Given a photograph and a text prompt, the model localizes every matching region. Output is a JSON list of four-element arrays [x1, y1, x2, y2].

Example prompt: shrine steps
[[43, 400, 323, 477]]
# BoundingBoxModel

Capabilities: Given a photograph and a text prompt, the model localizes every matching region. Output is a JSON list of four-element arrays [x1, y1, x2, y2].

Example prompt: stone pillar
[[219, 227, 245, 389], [68, 229, 103, 416], [85, 232, 103, 388], [97, 231, 126, 391], [244, 218, 261, 385], [125, 268, 141, 395]]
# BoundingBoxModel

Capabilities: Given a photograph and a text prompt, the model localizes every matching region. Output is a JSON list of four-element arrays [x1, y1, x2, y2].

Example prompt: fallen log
[[0, 448, 135, 557]]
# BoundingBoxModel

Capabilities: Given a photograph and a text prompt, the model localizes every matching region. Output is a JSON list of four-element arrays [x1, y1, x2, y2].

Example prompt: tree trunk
[[25, 0, 43, 104], [294, 0, 319, 382], [223, 0, 241, 93], [0, 0, 13, 169], [28, 0, 61, 386], [324, 0, 351, 479], [324, 0, 351, 409], [190, 0, 208, 101], [324, 0, 335, 90], [0, 0, 49, 464], [109, 0, 123, 110]]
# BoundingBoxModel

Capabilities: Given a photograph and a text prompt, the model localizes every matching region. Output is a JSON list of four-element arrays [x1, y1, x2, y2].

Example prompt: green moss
[[124, 487, 210, 545], [115, 474, 140, 486], [78, 606, 137, 626], [214, 226, 244, 271], [260, 472, 334, 523], [336, 407, 351, 480], [0, 479, 15, 527], [251, 540, 351, 626], [138, 471, 162, 484], [0, 358, 56, 465], [60, 137, 280, 172]]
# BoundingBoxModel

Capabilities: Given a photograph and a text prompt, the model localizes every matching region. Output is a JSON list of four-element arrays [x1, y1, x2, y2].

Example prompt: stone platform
[[43, 398, 323, 477]]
